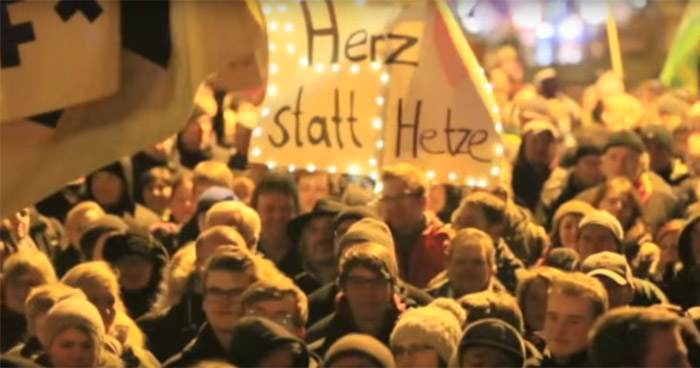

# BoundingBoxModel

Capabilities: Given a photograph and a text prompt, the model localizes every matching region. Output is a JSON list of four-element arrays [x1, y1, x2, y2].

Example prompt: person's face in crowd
[[5, 207, 31, 241], [601, 147, 641, 181], [181, 114, 213, 152], [257, 347, 296, 368], [171, 180, 195, 224], [91, 171, 124, 207], [598, 189, 635, 228], [453, 205, 503, 242], [302, 216, 334, 266], [145, 136, 175, 160], [80, 279, 116, 331], [459, 346, 517, 368], [202, 270, 252, 333], [577, 224, 619, 261], [447, 243, 492, 296], [645, 140, 673, 172], [692, 220, 700, 265], [381, 178, 426, 231], [298, 173, 330, 214], [642, 327, 691, 368], [572, 155, 603, 188], [3, 268, 45, 313], [256, 192, 296, 241], [47, 327, 98, 368], [328, 355, 382, 368], [233, 177, 255, 206], [523, 277, 550, 332], [428, 184, 447, 215], [543, 293, 596, 358], [558, 214, 583, 250], [657, 230, 680, 268], [592, 276, 633, 309], [143, 179, 172, 215], [246, 295, 300, 336], [344, 266, 392, 322], [392, 337, 440, 368], [67, 209, 102, 247], [115, 255, 154, 291], [523, 131, 555, 166]]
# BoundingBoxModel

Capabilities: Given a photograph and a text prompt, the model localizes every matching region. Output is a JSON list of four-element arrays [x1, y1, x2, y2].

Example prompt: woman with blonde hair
[[55, 201, 104, 277], [62, 261, 159, 366], [1, 251, 57, 352]]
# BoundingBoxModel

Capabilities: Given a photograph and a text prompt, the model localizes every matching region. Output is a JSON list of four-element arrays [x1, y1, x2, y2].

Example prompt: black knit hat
[[287, 197, 345, 246], [79, 215, 128, 257], [458, 319, 526, 368], [228, 316, 310, 368], [331, 205, 380, 232], [604, 130, 645, 153], [102, 228, 168, 266], [336, 218, 395, 259]]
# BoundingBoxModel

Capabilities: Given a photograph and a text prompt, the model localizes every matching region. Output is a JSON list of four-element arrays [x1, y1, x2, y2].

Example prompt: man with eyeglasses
[[380, 163, 451, 288], [163, 246, 259, 366], [241, 279, 308, 338], [306, 242, 403, 357]]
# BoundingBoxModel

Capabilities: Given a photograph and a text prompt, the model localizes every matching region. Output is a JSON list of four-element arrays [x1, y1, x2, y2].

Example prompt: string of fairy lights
[[253, 0, 505, 189]]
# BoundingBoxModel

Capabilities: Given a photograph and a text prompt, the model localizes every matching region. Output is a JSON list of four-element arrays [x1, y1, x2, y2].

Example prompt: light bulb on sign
[[284, 22, 294, 32], [371, 61, 381, 71], [495, 144, 504, 155], [261, 107, 271, 117], [267, 161, 277, 169], [315, 63, 325, 73], [350, 64, 360, 74], [276, 4, 288, 12], [252, 147, 262, 157], [427, 171, 436, 180], [376, 96, 385, 106], [376, 140, 384, 149], [328, 166, 337, 174], [263, 5, 272, 14], [331, 64, 340, 72], [269, 43, 276, 52], [491, 166, 500, 177], [380, 72, 389, 85], [370, 171, 378, 180], [269, 22, 278, 31], [288, 165, 296, 172], [467, 178, 476, 187], [477, 179, 488, 188], [270, 63, 278, 75], [495, 122, 503, 133], [373, 117, 382, 129], [307, 164, 316, 172], [369, 158, 377, 167], [287, 44, 296, 54], [349, 165, 361, 176], [448, 172, 457, 181], [253, 127, 263, 137], [268, 85, 278, 97]]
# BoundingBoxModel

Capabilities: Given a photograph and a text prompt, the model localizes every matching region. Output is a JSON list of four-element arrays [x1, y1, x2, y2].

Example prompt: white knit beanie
[[390, 302, 463, 363], [37, 297, 105, 351], [579, 210, 625, 244]]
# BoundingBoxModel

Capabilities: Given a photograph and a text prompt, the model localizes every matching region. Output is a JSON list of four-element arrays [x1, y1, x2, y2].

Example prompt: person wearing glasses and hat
[[289, 198, 346, 295]]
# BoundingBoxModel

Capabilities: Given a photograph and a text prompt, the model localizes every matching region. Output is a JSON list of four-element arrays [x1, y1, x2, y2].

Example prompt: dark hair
[[458, 291, 524, 333], [135, 167, 174, 205], [453, 191, 507, 226], [589, 307, 679, 367], [202, 247, 256, 286], [251, 171, 300, 213]]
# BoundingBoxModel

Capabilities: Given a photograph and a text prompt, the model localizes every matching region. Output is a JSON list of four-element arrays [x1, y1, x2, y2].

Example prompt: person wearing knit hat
[[37, 298, 106, 368], [177, 185, 238, 246], [305, 216, 433, 328], [642, 124, 692, 188], [332, 206, 381, 241], [456, 319, 526, 368], [324, 333, 396, 368], [389, 301, 463, 367], [577, 209, 624, 261]]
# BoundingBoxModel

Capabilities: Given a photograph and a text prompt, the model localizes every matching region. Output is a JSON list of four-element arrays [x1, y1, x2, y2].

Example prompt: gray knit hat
[[37, 297, 105, 351], [325, 334, 396, 368], [458, 319, 526, 368], [390, 301, 463, 363], [336, 218, 395, 259], [578, 210, 624, 244]]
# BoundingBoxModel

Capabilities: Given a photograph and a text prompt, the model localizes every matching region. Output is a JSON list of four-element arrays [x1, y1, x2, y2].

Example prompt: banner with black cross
[[0, 0, 268, 217]]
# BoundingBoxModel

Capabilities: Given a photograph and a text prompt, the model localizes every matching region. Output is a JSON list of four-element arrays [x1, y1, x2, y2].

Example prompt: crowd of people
[[2, 49, 700, 367]]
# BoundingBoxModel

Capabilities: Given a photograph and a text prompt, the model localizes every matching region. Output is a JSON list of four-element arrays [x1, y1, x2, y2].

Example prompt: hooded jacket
[[668, 215, 700, 309], [228, 316, 313, 368]]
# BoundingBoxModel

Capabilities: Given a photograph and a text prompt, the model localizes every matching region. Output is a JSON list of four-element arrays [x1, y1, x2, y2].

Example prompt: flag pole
[[607, 1, 624, 80]]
